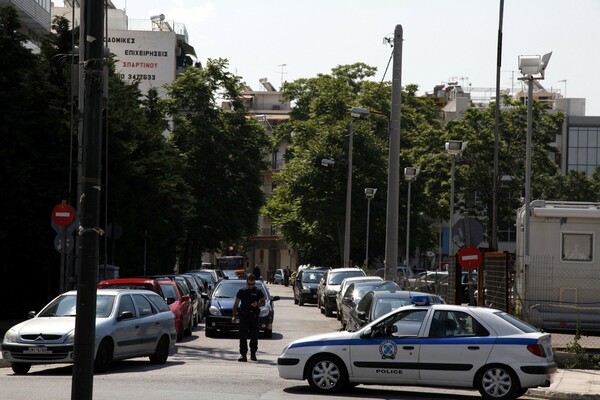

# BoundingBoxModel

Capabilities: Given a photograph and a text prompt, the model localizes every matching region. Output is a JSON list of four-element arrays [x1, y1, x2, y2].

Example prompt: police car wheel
[[307, 355, 348, 393], [477, 363, 519, 400]]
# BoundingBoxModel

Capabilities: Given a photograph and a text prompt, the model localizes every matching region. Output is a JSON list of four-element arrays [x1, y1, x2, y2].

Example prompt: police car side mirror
[[361, 327, 373, 338]]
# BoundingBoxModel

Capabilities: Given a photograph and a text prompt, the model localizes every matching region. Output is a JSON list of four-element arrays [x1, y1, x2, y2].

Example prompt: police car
[[277, 296, 556, 400]]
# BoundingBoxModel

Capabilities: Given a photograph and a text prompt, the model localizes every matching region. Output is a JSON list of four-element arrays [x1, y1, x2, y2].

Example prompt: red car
[[97, 277, 192, 342], [156, 279, 193, 342]]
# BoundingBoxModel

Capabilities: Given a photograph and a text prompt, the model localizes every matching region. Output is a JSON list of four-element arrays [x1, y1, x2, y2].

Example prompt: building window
[[567, 126, 600, 174], [561, 232, 593, 262]]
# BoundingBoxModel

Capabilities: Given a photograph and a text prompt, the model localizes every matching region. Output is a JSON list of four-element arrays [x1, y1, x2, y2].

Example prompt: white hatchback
[[1, 289, 177, 374], [278, 298, 556, 400]]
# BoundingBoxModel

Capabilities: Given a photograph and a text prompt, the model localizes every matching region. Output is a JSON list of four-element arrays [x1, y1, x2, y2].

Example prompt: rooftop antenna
[[277, 64, 287, 90]]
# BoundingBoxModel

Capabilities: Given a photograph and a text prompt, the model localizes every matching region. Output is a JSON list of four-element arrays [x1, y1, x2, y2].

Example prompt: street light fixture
[[518, 52, 552, 256], [342, 107, 370, 268], [404, 167, 419, 268], [364, 188, 377, 268], [445, 140, 467, 257]]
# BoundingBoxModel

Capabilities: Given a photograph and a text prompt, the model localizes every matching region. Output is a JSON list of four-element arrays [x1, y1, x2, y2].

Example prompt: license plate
[[24, 347, 51, 354]]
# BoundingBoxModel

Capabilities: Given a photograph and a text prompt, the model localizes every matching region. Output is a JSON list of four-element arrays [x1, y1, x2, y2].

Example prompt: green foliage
[[164, 59, 270, 269]]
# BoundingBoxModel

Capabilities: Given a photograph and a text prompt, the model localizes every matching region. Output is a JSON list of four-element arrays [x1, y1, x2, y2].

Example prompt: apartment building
[[2, 0, 51, 49]]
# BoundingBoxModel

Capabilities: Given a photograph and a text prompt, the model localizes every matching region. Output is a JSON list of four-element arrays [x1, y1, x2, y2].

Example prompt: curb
[[527, 389, 600, 400]]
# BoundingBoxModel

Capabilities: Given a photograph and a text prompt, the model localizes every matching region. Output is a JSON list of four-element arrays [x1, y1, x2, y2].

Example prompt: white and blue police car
[[277, 296, 556, 400]]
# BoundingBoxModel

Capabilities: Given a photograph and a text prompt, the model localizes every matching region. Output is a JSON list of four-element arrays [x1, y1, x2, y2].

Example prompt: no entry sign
[[457, 245, 482, 270], [52, 203, 76, 227]]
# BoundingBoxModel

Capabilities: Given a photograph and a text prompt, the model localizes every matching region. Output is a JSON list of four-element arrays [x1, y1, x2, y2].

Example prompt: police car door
[[419, 309, 494, 385], [349, 309, 427, 383]]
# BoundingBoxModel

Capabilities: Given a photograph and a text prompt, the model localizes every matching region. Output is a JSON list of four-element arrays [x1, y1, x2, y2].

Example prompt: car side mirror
[[27, 311, 37, 319], [357, 311, 366, 320], [182, 295, 190, 302], [201, 293, 209, 300], [361, 327, 372, 338], [117, 311, 134, 321]]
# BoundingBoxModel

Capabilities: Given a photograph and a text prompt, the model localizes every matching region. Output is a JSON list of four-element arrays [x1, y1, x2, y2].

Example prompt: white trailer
[[515, 200, 600, 333]]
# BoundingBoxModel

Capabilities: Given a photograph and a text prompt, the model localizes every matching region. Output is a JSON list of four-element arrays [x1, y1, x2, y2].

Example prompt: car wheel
[[205, 328, 216, 338], [298, 297, 304, 306], [336, 310, 342, 321], [11, 362, 31, 375], [263, 329, 273, 339], [294, 295, 299, 305], [307, 355, 348, 393], [514, 388, 529, 398], [184, 316, 193, 336], [477, 364, 520, 400], [324, 305, 333, 317], [193, 311, 199, 327], [176, 319, 184, 342], [149, 335, 170, 364], [94, 338, 114, 373]]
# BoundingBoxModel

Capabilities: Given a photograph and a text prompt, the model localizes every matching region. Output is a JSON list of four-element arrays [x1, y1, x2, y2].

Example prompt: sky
[[61, 0, 600, 115]]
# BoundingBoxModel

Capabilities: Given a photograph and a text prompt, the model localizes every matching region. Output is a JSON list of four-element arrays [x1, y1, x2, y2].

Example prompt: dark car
[[187, 270, 218, 294], [317, 268, 366, 317], [293, 268, 328, 306], [345, 289, 445, 332], [203, 280, 279, 338], [338, 280, 400, 328]]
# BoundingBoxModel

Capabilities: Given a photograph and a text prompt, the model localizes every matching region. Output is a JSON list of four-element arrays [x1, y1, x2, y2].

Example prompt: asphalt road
[[0, 283, 547, 400]]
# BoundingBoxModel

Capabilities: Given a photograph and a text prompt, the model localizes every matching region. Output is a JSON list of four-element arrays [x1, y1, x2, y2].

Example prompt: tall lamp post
[[364, 188, 377, 268], [445, 140, 467, 257], [518, 52, 552, 256], [342, 107, 371, 268], [404, 167, 419, 267]]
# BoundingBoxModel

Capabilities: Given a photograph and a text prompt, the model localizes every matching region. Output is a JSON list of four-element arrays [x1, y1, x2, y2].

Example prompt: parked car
[[203, 279, 280, 338], [97, 277, 165, 297], [1, 289, 177, 374], [181, 273, 207, 319], [156, 279, 193, 341], [317, 267, 366, 317], [150, 275, 201, 328], [274, 269, 285, 284], [338, 280, 401, 328], [187, 270, 218, 294], [346, 289, 444, 332], [278, 297, 557, 399], [335, 276, 383, 322], [375, 265, 415, 288], [293, 268, 328, 306]]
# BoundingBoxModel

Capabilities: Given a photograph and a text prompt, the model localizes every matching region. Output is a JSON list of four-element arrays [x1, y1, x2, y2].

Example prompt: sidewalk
[[527, 369, 600, 399]]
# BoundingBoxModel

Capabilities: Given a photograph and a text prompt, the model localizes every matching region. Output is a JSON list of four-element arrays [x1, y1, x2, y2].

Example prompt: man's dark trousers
[[239, 313, 259, 356]]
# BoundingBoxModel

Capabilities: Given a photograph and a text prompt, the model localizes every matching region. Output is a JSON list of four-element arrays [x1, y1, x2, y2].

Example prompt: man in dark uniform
[[232, 274, 265, 361]]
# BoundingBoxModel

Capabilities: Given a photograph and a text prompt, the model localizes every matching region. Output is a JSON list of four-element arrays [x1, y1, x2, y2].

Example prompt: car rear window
[[147, 293, 170, 313], [493, 311, 539, 333]]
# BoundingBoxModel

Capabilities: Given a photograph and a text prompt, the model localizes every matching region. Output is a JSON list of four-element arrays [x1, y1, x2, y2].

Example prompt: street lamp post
[[445, 140, 467, 257], [518, 52, 552, 256], [341, 107, 371, 268], [404, 167, 419, 267], [364, 188, 377, 268]]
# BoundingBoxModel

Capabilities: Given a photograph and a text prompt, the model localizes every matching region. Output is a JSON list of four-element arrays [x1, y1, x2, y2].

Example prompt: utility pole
[[384, 24, 403, 283], [71, 0, 105, 398]]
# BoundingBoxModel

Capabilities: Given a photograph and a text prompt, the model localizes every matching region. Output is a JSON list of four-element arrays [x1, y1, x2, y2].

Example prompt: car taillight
[[527, 343, 546, 357]]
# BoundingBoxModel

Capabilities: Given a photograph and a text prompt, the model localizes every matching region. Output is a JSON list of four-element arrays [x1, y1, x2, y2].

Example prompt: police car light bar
[[411, 295, 431, 306]]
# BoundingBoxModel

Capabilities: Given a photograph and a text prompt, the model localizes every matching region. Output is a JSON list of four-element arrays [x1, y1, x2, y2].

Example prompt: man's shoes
[[238, 356, 247, 362], [250, 354, 257, 361]]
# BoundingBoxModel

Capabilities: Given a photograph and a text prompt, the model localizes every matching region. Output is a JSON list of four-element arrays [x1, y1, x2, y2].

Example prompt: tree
[[265, 65, 443, 267], [164, 59, 270, 269]]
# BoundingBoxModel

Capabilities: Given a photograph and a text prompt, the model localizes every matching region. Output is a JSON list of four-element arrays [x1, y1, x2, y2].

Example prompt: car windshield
[[329, 271, 364, 285], [195, 273, 216, 285], [303, 271, 324, 283], [213, 282, 264, 299], [159, 283, 177, 299], [38, 294, 115, 318]]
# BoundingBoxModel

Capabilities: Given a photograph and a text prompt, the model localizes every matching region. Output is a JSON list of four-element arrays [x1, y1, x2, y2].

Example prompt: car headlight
[[65, 331, 75, 344], [3, 329, 17, 343], [208, 305, 222, 316], [301, 286, 311, 293], [259, 306, 271, 317]]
